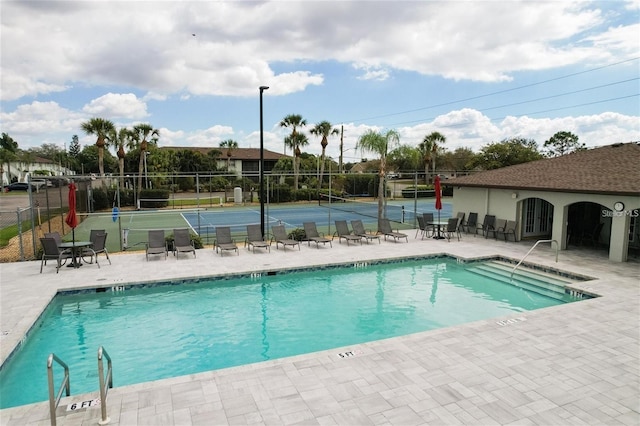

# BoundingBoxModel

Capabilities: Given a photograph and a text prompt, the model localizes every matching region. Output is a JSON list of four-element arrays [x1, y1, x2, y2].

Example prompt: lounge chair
[[377, 218, 408, 243], [443, 218, 461, 242], [351, 219, 380, 244], [303, 222, 332, 248], [462, 212, 478, 234], [245, 224, 271, 252], [271, 225, 300, 251], [146, 230, 168, 261], [82, 231, 111, 264], [214, 226, 239, 256], [39, 237, 72, 273], [334, 220, 363, 245], [477, 214, 496, 239], [173, 228, 196, 259]]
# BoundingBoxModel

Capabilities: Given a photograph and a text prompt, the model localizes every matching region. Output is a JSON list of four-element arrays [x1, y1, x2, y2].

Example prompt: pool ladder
[[47, 346, 113, 426]]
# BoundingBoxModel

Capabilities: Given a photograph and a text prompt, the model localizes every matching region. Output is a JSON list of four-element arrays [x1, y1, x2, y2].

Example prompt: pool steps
[[467, 260, 589, 301]]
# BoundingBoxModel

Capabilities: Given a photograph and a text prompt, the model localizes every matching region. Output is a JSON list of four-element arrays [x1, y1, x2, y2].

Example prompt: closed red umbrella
[[65, 182, 78, 242], [434, 175, 443, 238]]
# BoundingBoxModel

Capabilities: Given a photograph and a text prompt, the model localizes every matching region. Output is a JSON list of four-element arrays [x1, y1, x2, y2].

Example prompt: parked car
[[31, 179, 50, 190], [4, 182, 34, 192]]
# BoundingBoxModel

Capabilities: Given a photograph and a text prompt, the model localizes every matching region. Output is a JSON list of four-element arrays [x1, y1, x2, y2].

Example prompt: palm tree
[[310, 121, 339, 192], [129, 124, 159, 202], [109, 127, 132, 190], [284, 132, 309, 190], [419, 131, 446, 183], [356, 129, 400, 221], [219, 139, 238, 171], [279, 114, 307, 190], [80, 118, 115, 177]]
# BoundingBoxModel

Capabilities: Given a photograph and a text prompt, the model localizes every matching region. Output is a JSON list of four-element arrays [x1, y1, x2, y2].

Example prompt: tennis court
[[77, 198, 452, 252]]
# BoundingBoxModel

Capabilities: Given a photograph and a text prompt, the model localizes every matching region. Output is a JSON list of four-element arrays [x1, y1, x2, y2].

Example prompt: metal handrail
[[97, 346, 113, 425], [510, 239, 558, 281], [47, 353, 70, 426]]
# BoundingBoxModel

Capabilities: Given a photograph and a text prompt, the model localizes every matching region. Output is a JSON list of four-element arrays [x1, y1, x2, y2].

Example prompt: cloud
[[2, 1, 635, 100], [82, 93, 149, 120]]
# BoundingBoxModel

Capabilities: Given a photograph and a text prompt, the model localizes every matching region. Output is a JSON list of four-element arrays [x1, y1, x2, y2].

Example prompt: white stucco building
[[446, 142, 640, 262]]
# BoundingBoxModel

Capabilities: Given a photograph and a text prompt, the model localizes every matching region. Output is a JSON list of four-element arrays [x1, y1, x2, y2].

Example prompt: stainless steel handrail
[[97, 346, 113, 425], [510, 239, 558, 281], [47, 353, 70, 426]]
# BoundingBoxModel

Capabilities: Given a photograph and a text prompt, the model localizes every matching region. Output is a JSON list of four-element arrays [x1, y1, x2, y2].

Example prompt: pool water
[[0, 258, 574, 409]]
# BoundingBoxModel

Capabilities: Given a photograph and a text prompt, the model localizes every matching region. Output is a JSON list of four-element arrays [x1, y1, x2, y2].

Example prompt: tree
[[279, 114, 307, 190], [110, 127, 132, 189], [439, 147, 477, 172], [284, 132, 309, 191], [310, 121, 339, 191], [77, 145, 117, 174], [129, 124, 159, 201], [80, 118, 115, 177], [356, 129, 400, 221], [68, 135, 81, 172], [0, 133, 19, 185], [543, 131, 585, 157], [388, 145, 421, 174], [472, 138, 543, 170], [419, 131, 446, 184], [219, 139, 238, 171]]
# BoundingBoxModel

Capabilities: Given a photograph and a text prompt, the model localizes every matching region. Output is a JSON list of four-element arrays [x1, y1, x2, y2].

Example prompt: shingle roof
[[446, 142, 640, 196], [159, 147, 288, 161]]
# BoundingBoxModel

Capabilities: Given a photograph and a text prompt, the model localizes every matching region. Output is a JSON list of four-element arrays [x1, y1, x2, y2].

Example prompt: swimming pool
[[0, 257, 587, 409]]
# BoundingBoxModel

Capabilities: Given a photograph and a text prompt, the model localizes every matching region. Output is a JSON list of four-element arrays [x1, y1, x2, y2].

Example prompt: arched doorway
[[521, 197, 553, 239], [567, 201, 609, 248]]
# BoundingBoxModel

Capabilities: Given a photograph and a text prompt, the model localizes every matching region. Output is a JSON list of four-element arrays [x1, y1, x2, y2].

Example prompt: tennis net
[[318, 194, 411, 224]]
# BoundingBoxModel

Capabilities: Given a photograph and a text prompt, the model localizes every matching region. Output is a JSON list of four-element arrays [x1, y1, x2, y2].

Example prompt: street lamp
[[259, 85, 269, 237]]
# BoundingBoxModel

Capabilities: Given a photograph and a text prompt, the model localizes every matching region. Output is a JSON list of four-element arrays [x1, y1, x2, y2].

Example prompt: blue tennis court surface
[[181, 199, 453, 236]]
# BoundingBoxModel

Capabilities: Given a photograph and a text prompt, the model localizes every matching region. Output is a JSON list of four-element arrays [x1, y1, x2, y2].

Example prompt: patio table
[[428, 220, 449, 240], [58, 241, 92, 268]]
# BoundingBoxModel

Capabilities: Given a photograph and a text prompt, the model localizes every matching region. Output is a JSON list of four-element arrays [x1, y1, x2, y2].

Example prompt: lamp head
[[259, 86, 269, 92]]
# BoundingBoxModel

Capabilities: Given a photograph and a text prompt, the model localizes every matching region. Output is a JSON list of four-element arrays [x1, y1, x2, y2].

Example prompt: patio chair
[[476, 214, 496, 238], [303, 222, 332, 248], [580, 222, 604, 247], [173, 228, 196, 259], [377, 218, 408, 243], [423, 213, 435, 238], [455, 212, 466, 233], [462, 212, 478, 234], [334, 220, 363, 246], [492, 219, 507, 240], [44, 232, 63, 247], [82, 231, 111, 264], [443, 218, 461, 242], [351, 219, 380, 244], [245, 224, 271, 253], [39, 237, 72, 273], [214, 226, 239, 256], [271, 225, 300, 251], [497, 220, 517, 242], [146, 230, 168, 261]]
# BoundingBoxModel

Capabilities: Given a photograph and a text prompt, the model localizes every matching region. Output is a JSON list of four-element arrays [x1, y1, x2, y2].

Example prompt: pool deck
[[1, 231, 638, 425]]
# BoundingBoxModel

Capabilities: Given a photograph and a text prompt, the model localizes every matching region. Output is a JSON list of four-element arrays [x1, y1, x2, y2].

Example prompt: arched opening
[[567, 201, 609, 248]]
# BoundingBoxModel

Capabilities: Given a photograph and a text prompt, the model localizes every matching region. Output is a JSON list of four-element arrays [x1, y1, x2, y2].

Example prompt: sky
[[1, 0, 639, 164]]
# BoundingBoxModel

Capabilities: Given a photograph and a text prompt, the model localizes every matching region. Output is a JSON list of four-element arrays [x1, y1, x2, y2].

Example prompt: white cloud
[[82, 93, 149, 119]]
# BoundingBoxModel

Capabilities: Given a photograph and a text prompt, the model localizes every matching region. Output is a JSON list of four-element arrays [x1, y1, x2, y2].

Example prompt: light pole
[[259, 85, 269, 237]]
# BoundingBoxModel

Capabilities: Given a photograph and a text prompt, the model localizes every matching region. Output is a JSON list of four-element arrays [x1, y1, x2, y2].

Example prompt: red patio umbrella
[[65, 182, 78, 243], [434, 175, 443, 238]]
